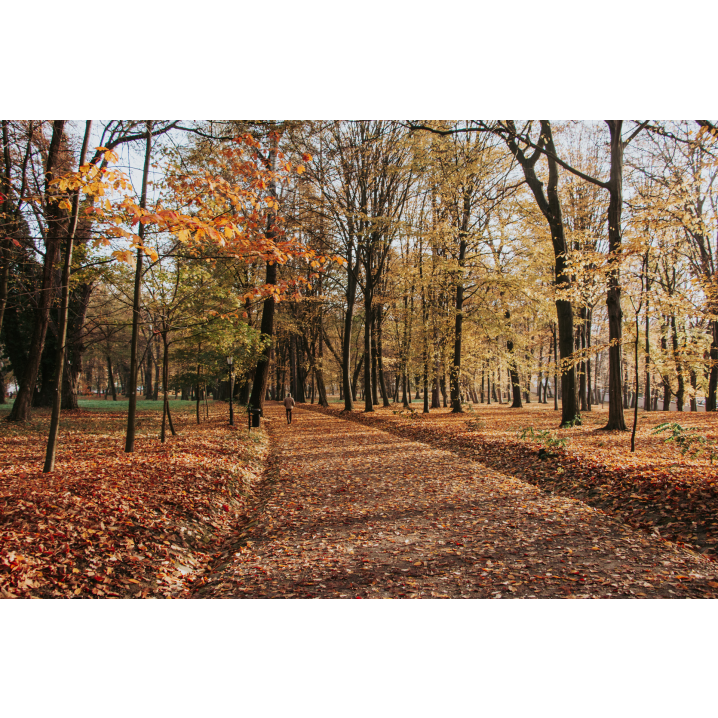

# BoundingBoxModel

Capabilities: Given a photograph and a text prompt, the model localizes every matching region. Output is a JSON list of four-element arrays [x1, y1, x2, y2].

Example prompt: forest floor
[[4, 399, 718, 598], [0, 403, 267, 598], [196, 402, 718, 599], [312, 400, 718, 557]]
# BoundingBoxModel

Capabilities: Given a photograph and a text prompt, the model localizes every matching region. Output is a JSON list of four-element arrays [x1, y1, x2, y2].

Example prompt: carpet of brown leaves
[[0, 405, 266, 598], [309, 402, 718, 558], [198, 403, 718, 599]]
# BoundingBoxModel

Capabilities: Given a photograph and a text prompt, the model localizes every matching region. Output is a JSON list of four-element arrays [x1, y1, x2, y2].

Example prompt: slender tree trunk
[[196, 359, 201, 425], [644, 297, 651, 410], [579, 306, 588, 411], [144, 336, 154, 399], [363, 269, 374, 412], [351, 354, 364, 402], [315, 309, 329, 407], [124, 124, 152, 452], [45, 120, 90, 472], [160, 332, 173, 443], [631, 313, 640, 452], [153, 333, 160, 401], [107, 354, 117, 401], [661, 320, 672, 410], [370, 310, 379, 407], [342, 246, 357, 411], [604, 121, 627, 430], [432, 341, 441, 408], [290, 333, 298, 399], [377, 304, 390, 407], [671, 314, 684, 411], [552, 323, 559, 411], [586, 311, 592, 411]]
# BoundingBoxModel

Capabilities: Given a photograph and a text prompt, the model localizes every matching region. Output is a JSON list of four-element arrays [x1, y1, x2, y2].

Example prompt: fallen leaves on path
[[309, 403, 718, 558], [0, 406, 266, 598], [198, 404, 718, 599]]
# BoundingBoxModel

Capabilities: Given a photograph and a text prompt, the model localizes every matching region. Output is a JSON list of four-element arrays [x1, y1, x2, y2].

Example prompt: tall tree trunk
[[579, 306, 588, 411], [144, 335, 154, 399], [153, 333, 160, 401], [661, 320, 672, 410], [505, 121, 577, 427], [107, 354, 117, 401], [604, 120, 627, 430], [342, 245, 358, 411], [315, 307, 329, 407], [9, 120, 67, 422], [432, 342, 441, 409], [124, 123, 153, 452], [376, 304, 390, 407], [644, 296, 651, 410], [370, 311, 379, 407], [363, 269, 374, 412], [586, 311, 592, 411], [631, 313, 640, 452], [248, 134, 280, 415], [351, 353, 364, 402], [450, 235, 468, 413], [290, 333, 298, 399], [196, 358, 201, 425], [160, 332, 175, 442], [707, 318, 718, 411]]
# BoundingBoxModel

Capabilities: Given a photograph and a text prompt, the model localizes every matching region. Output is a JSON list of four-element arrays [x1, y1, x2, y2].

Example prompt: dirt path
[[197, 403, 718, 598]]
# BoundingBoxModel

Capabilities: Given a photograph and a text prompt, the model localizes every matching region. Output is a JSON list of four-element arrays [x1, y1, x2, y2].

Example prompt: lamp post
[[226, 356, 234, 426]]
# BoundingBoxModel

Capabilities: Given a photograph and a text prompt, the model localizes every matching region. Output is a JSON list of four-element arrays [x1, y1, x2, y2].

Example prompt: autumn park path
[[198, 403, 718, 599]]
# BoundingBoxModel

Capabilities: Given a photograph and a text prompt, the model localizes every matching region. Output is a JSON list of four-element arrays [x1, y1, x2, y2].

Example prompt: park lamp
[[226, 356, 234, 426]]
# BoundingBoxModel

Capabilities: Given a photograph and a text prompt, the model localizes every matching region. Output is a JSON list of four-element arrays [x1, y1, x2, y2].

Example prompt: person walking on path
[[283, 393, 295, 424]]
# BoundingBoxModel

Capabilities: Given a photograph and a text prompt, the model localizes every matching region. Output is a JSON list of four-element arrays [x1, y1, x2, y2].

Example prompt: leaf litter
[[197, 403, 718, 599], [0, 405, 267, 598]]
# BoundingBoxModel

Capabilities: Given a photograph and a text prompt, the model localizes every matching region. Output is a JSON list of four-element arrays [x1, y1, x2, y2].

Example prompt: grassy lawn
[[0, 397, 231, 413]]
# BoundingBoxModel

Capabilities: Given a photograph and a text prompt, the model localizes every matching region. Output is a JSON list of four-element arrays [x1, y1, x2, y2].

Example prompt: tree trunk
[[661, 321, 672, 410], [363, 269, 374, 413], [370, 310, 379, 408], [125, 123, 153, 452], [644, 297, 651, 410], [707, 318, 718, 411], [161, 332, 175, 442], [248, 133, 280, 415], [107, 354, 117, 401], [552, 323, 559, 411], [671, 314, 684, 411], [376, 304, 390, 407], [603, 121, 627, 431], [351, 353, 364, 402], [9, 121, 67, 422], [144, 337, 154, 399], [505, 310, 522, 408]]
